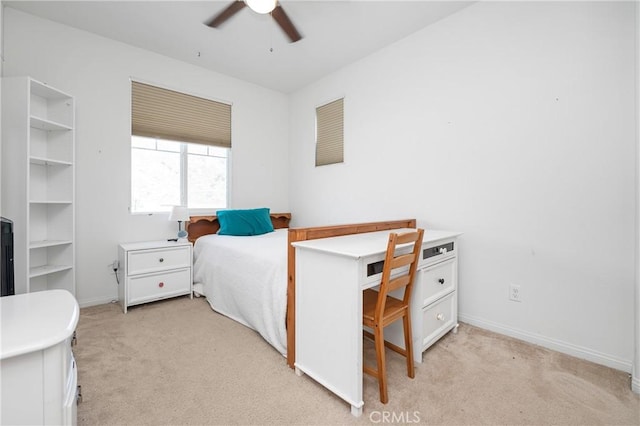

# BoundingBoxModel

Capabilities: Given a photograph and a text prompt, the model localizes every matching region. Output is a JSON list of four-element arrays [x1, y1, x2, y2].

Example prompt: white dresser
[[293, 228, 460, 416], [118, 240, 193, 313], [0, 290, 80, 425]]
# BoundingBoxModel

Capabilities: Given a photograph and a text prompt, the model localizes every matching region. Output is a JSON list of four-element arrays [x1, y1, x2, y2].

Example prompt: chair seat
[[363, 288, 407, 327]]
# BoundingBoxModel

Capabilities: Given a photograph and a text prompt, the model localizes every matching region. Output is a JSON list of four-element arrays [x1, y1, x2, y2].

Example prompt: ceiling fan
[[205, 0, 302, 43]]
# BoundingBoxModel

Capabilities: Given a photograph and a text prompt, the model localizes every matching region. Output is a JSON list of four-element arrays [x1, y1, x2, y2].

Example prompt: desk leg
[[351, 404, 362, 417]]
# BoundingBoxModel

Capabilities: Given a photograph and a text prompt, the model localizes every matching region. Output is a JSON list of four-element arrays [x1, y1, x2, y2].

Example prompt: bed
[[187, 211, 416, 368]]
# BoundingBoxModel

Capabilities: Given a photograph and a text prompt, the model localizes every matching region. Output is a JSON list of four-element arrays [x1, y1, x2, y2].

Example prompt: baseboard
[[78, 296, 118, 308], [458, 313, 632, 373], [633, 375, 640, 394]]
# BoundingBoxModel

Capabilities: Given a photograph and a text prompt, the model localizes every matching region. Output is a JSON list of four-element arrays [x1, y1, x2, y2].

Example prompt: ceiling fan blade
[[271, 4, 302, 43], [206, 1, 246, 28]]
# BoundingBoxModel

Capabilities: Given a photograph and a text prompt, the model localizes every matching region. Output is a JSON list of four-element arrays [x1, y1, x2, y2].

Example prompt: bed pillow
[[217, 208, 274, 236]]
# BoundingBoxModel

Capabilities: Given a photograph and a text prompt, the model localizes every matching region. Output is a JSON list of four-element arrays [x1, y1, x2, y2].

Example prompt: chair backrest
[[374, 229, 424, 321]]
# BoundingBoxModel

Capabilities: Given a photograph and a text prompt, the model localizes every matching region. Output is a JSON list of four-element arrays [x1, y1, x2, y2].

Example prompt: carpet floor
[[74, 296, 639, 425]]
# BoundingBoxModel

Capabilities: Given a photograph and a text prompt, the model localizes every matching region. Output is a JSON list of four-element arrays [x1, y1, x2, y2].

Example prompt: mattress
[[192, 228, 288, 355]]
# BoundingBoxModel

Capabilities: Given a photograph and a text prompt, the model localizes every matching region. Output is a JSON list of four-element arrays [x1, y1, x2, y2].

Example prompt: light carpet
[[75, 296, 639, 425]]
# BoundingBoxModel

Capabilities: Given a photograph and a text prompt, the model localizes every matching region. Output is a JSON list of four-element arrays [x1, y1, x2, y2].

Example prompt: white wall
[[2, 8, 290, 306], [634, 0, 640, 394], [290, 1, 637, 371]]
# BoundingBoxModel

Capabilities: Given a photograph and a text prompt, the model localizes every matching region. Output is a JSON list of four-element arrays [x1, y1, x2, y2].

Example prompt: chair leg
[[403, 313, 415, 379], [374, 325, 388, 404]]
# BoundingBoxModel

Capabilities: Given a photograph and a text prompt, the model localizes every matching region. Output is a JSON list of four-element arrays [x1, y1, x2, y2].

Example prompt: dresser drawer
[[421, 292, 456, 350], [63, 353, 77, 426], [128, 268, 191, 305], [419, 258, 456, 308], [61, 336, 73, 381], [127, 246, 191, 275]]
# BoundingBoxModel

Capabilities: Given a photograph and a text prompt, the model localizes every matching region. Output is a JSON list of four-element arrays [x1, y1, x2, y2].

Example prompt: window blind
[[315, 98, 344, 166], [131, 81, 231, 148]]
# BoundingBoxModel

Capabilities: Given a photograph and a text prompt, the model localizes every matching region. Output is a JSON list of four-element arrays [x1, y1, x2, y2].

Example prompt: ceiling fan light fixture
[[245, 0, 277, 14]]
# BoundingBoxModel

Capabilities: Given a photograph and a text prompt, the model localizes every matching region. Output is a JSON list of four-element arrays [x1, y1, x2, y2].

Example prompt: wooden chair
[[363, 228, 424, 404]]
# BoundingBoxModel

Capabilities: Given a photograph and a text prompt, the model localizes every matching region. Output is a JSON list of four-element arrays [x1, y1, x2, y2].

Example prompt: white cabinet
[[118, 240, 193, 313], [0, 290, 80, 425], [386, 237, 459, 362], [1, 77, 75, 295]]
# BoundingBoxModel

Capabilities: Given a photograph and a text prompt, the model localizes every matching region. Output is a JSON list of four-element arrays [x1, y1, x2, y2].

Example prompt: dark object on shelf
[[1, 217, 15, 297]]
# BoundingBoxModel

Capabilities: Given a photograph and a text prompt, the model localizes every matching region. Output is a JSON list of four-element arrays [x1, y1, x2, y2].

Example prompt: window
[[315, 97, 344, 166], [131, 136, 228, 213], [130, 81, 231, 213]]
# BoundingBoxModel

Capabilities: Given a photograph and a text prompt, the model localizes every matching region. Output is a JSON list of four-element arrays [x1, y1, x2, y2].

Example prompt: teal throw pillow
[[217, 208, 274, 236]]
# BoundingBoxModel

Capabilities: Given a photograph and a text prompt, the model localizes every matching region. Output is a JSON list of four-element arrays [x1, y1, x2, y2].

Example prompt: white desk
[[293, 228, 460, 416]]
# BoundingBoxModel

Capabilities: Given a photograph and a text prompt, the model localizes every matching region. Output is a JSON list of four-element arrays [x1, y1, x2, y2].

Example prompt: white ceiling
[[5, 1, 473, 93]]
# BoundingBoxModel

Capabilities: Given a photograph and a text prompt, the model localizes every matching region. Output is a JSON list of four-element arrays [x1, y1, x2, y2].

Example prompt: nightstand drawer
[[128, 268, 191, 305], [127, 246, 191, 275], [420, 258, 456, 308]]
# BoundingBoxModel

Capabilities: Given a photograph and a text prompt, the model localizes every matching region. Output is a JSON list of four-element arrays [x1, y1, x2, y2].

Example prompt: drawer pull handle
[[159, 282, 164, 288], [436, 313, 445, 321], [438, 278, 445, 285], [159, 258, 164, 263]]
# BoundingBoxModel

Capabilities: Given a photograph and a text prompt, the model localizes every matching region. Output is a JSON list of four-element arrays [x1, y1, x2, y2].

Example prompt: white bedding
[[192, 229, 288, 356]]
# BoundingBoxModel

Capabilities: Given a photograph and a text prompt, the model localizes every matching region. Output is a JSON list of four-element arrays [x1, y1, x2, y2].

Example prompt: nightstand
[[117, 240, 193, 313]]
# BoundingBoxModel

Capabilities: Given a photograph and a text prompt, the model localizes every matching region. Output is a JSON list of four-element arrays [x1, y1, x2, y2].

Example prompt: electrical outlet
[[108, 260, 119, 274], [509, 284, 522, 302]]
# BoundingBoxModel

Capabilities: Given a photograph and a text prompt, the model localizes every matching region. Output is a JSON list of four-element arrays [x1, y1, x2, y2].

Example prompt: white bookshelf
[[1, 77, 75, 295]]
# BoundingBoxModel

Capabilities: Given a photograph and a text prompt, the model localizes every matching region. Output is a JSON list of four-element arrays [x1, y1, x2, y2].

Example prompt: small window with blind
[[315, 98, 344, 167], [130, 81, 231, 214]]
